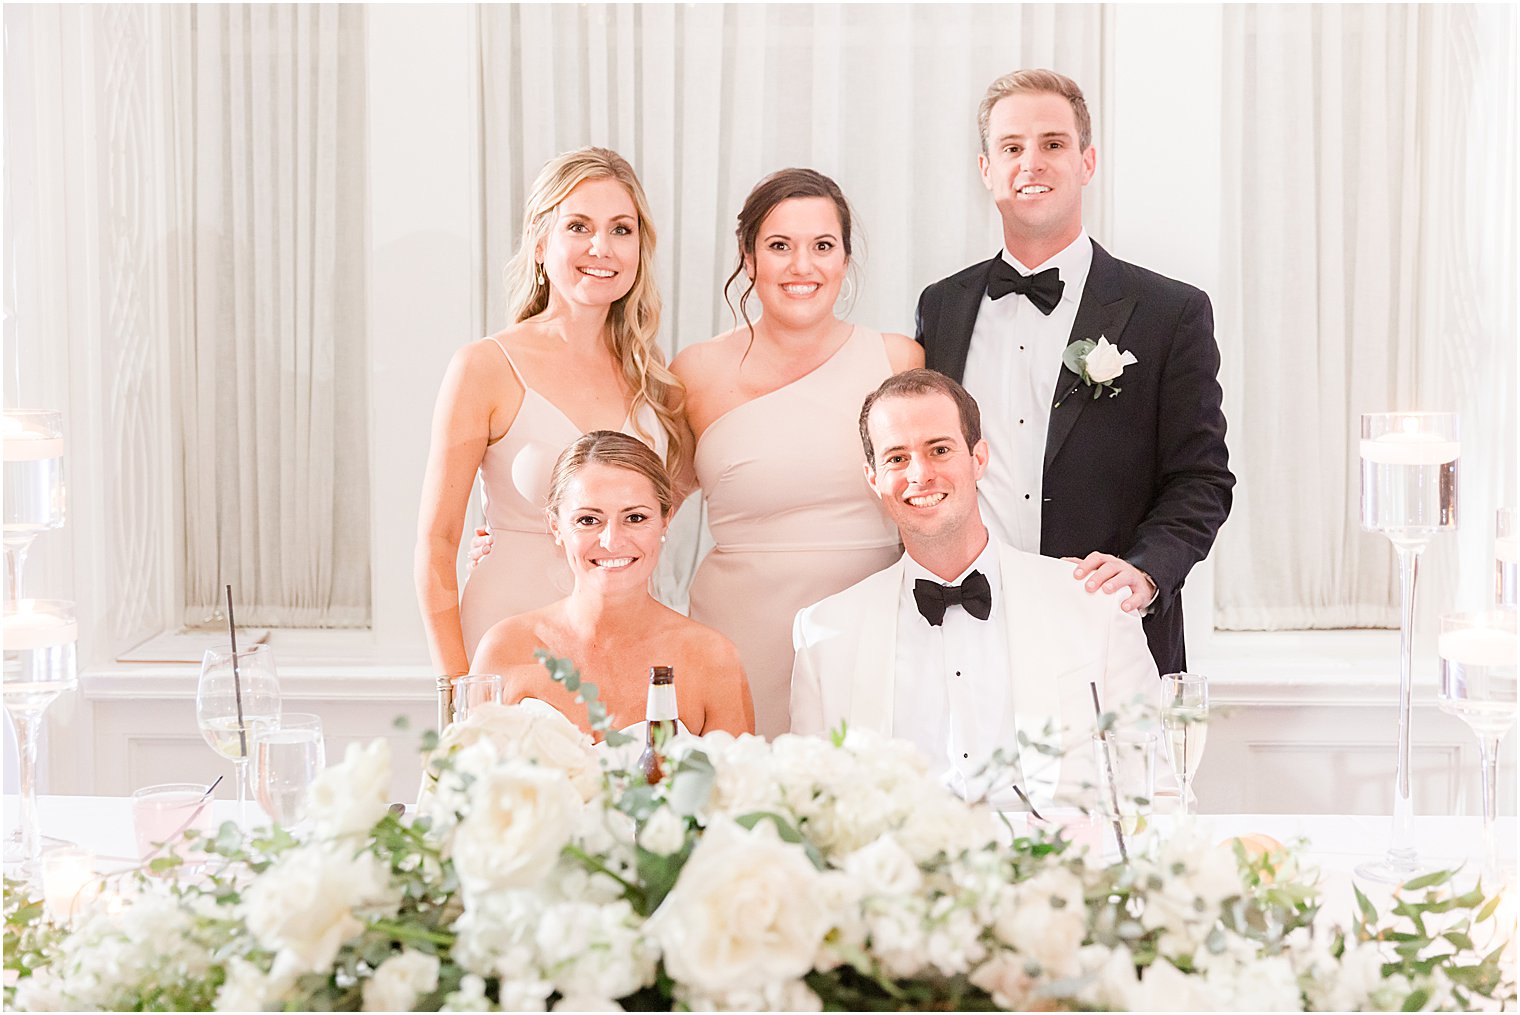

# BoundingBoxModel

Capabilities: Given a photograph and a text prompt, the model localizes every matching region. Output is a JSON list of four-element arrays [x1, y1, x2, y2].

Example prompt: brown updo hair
[[545, 430, 676, 522], [723, 168, 856, 345]]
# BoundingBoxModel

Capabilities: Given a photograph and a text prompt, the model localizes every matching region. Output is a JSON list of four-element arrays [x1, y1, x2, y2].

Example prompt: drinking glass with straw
[[195, 586, 280, 823]]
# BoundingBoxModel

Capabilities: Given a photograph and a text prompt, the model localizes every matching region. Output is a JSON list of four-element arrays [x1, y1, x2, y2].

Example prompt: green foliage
[[536, 650, 633, 747]]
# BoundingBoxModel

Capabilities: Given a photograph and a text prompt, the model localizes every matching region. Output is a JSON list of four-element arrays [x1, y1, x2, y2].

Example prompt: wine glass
[[1357, 411, 1459, 883], [2, 598, 78, 880], [253, 712, 326, 829], [196, 644, 280, 823], [1438, 610, 1517, 878], [1160, 672, 1209, 818], [3, 410, 65, 603]]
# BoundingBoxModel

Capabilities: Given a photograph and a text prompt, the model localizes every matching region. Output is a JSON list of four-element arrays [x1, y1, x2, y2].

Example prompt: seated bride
[[471, 430, 755, 739]]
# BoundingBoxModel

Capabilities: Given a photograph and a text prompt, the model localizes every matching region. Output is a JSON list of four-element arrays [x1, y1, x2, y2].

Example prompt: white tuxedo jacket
[[790, 540, 1160, 808]]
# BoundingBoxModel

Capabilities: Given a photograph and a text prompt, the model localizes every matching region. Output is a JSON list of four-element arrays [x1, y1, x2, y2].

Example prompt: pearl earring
[[536, 263, 546, 287]]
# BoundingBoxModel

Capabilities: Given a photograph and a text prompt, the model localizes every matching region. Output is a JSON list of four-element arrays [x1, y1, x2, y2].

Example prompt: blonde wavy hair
[[503, 147, 687, 473]]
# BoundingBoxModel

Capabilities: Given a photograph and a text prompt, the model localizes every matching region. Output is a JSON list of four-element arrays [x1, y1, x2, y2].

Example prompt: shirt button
[[963, 753, 970, 759], [1024, 493, 1031, 500], [1019, 419, 1025, 425], [955, 670, 961, 677]]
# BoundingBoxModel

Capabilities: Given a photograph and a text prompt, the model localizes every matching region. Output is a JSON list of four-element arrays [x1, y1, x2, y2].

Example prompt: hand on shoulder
[[1062, 552, 1157, 614]]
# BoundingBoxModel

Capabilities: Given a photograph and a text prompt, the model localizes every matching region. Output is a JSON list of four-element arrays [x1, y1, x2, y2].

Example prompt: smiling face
[[537, 177, 641, 308], [745, 196, 848, 331], [549, 462, 667, 590], [863, 391, 989, 547], [978, 90, 1096, 266]]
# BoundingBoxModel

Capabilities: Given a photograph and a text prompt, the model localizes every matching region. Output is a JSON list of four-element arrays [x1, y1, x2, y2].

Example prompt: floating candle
[[1438, 627, 1518, 668], [3, 603, 80, 650], [1359, 430, 1461, 466], [1497, 536, 1517, 565]]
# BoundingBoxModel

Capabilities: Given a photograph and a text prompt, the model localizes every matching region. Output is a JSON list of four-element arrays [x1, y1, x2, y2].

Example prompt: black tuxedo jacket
[[914, 240, 1234, 674]]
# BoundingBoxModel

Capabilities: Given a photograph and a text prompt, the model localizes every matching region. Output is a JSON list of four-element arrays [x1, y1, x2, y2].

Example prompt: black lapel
[[1044, 242, 1136, 473], [932, 256, 999, 383]]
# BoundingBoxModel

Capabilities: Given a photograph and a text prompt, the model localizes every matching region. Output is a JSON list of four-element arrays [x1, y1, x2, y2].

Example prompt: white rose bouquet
[[4, 656, 1515, 1012]]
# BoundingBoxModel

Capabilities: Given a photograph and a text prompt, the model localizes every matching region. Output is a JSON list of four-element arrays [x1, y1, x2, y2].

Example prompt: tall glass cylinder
[[1437, 610, 1516, 878], [2, 599, 79, 878], [1356, 411, 1459, 884], [3, 410, 65, 602]]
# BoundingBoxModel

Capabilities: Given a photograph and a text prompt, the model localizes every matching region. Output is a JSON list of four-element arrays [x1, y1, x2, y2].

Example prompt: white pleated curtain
[[171, 5, 372, 627], [479, 3, 1112, 601], [1214, 4, 1518, 630]]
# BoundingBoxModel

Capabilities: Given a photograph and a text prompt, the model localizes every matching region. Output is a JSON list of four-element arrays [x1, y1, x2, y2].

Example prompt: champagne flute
[[196, 643, 280, 824], [1437, 610, 1517, 878], [1160, 672, 1209, 817], [253, 712, 326, 829]]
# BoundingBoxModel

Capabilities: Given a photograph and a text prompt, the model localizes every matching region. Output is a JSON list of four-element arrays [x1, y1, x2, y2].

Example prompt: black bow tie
[[913, 570, 993, 626], [986, 261, 1063, 315]]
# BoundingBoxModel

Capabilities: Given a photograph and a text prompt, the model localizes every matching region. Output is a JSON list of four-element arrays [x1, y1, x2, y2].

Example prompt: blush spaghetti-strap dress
[[459, 338, 668, 660]]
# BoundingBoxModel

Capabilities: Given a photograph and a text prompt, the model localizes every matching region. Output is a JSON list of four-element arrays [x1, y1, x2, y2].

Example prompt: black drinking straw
[[1090, 681, 1129, 863], [226, 585, 248, 759]]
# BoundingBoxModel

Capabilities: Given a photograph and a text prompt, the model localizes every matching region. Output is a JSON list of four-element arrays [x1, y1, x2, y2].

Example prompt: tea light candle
[[41, 848, 97, 922], [2, 603, 79, 650], [1359, 430, 1461, 465], [1438, 627, 1518, 667]]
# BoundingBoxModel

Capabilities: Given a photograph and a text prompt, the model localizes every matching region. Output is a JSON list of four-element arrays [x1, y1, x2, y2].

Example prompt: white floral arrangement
[[4, 665, 1515, 1012]]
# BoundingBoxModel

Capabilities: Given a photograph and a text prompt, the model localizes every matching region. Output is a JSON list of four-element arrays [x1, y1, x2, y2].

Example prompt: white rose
[[552, 997, 623, 1012], [442, 974, 500, 1012], [243, 842, 400, 974], [307, 738, 392, 838], [453, 761, 582, 897], [638, 805, 688, 856], [994, 866, 1088, 978], [1126, 957, 1219, 1011], [362, 949, 441, 1012], [969, 952, 1037, 1010], [214, 957, 299, 1011], [649, 818, 830, 997], [1074, 943, 1141, 1010], [842, 834, 922, 897], [428, 702, 601, 802], [1083, 336, 1138, 384]]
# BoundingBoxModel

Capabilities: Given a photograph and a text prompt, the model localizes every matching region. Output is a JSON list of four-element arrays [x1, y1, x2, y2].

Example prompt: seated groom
[[790, 369, 1159, 811]]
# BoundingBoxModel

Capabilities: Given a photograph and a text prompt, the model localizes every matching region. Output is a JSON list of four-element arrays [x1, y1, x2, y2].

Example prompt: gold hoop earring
[[838, 275, 855, 306]]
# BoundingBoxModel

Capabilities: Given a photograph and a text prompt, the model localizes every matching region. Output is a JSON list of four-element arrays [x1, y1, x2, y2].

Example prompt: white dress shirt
[[963, 232, 1093, 552], [891, 538, 1020, 800]]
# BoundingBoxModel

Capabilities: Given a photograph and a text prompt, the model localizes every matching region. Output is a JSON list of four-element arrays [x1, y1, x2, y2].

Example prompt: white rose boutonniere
[[1063, 335, 1138, 398]]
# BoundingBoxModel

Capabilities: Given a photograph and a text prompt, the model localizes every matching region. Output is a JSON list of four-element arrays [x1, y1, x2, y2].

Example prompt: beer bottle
[[637, 665, 677, 785]]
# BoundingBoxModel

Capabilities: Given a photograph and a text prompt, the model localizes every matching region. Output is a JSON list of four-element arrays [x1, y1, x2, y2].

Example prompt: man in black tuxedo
[[914, 69, 1233, 675]]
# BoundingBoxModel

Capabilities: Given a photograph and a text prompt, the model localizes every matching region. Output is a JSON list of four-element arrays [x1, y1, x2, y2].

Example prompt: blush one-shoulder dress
[[459, 338, 668, 661], [688, 327, 902, 738]]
